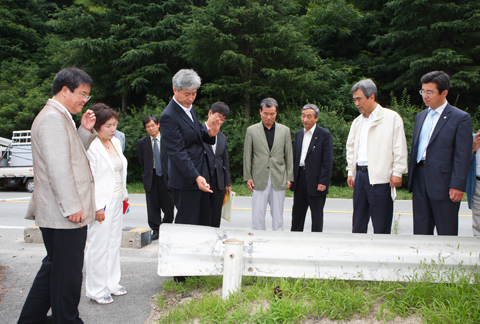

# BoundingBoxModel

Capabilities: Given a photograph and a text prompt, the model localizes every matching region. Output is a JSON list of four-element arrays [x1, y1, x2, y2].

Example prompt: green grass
[[156, 267, 480, 324], [127, 181, 415, 200]]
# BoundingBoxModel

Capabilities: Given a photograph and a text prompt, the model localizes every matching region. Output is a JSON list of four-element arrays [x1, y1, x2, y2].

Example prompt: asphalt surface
[[0, 192, 474, 323]]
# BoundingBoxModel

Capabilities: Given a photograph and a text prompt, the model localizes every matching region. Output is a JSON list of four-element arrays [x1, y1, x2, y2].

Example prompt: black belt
[[299, 166, 306, 170], [356, 165, 368, 172], [417, 160, 426, 166], [476, 176, 480, 181]]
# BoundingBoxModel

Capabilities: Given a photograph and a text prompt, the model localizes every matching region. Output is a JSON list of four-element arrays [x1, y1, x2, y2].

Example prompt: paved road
[[0, 192, 474, 323]]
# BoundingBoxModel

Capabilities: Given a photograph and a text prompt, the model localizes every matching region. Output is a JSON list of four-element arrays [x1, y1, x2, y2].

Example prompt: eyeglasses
[[213, 113, 227, 122], [419, 90, 436, 96], [74, 91, 91, 101]]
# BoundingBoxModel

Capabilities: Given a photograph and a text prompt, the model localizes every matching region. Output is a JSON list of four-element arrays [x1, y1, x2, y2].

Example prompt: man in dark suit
[[137, 115, 174, 240], [290, 104, 333, 232], [408, 71, 472, 235], [203, 102, 232, 228], [19, 67, 97, 324], [160, 69, 220, 227]]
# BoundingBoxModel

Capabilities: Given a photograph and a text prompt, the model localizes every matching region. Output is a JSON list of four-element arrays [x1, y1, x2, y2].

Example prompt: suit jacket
[[87, 137, 128, 211], [290, 125, 333, 196], [408, 103, 472, 200], [243, 121, 294, 191], [160, 99, 215, 190], [203, 123, 231, 190], [137, 134, 170, 191], [25, 99, 97, 228], [115, 130, 125, 152]]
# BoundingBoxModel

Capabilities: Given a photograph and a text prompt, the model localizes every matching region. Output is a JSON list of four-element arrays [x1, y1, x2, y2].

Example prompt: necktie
[[416, 109, 437, 163], [153, 138, 162, 177]]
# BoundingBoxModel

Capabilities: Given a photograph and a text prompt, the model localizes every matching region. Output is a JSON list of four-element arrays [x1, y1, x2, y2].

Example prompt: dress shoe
[[174, 276, 186, 283], [151, 231, 159, 240], [112, 286, 127, 296], [91, 293, 113, 304]]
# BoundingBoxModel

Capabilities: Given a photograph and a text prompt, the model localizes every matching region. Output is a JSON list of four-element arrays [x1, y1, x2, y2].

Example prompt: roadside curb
[[24, 225, 152, 248]]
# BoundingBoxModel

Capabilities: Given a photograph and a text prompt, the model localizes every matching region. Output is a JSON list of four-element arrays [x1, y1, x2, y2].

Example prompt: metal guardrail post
[[222, 239, 244, 300]]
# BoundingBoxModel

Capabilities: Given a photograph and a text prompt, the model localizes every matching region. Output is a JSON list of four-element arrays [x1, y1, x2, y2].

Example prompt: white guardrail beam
[[158, 224, 480, 284]]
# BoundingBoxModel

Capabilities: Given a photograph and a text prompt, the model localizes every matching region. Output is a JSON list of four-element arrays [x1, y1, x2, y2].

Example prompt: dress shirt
[[204, 123, 216, 154], [420, 101, 447, 160], [173, 97, 193, 121], [51, 98, 75, 127], [356, 105, 380, 166], [150, 133, 161, 169], [263, 122, 275, 151], [299, 126, 315, 167]]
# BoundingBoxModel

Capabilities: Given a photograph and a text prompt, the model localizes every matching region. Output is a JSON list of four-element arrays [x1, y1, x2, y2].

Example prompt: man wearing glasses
[[408, 71, 472, 236], [19, 67, 97, 323]]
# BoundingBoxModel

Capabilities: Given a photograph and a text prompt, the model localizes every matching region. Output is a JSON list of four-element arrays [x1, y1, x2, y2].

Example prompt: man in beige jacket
[[19, 67, 97, 324], [244, 98, 294, 231], [346, 79, 408, 234]]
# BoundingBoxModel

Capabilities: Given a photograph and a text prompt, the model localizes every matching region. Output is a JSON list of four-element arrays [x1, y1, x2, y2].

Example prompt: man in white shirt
[[290, 104, 333, 232], [346, 79, 408, 234]]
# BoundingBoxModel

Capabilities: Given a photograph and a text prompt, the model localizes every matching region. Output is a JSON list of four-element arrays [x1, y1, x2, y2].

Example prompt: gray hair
[[172, 69, 201, 91], [260, 98, 278, 111], [351, 79, 377, 101], [302, 104, 319, 118]]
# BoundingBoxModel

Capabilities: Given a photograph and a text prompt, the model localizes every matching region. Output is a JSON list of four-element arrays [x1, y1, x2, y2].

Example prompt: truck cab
[[0, 130, 34, 192]]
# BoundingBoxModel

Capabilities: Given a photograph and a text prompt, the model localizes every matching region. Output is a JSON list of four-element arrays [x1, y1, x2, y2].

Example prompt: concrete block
[[24, 226, 152, 249], [121, 227, 151, 249], [24, 225, 43, 244]]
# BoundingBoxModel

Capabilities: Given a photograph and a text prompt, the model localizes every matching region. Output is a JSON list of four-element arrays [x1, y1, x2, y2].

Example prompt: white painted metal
[[157, 224, 480, 282], [222, 239, 244, 299]]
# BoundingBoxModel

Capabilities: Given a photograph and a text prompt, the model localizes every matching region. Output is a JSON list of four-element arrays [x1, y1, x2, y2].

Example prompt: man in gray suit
[[115, 129, 125, 152], [19, 67, 97, 324], [244, 98, 294, 231]]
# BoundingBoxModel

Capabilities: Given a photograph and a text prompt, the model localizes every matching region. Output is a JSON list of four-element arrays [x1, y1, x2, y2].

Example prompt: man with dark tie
[[290, 104, 333, 232], [346, 79, 408, 234], [160, 69, 221, 228], [203, 102, 232, 228], [408, 71, 472, 235], [137, 115, 174, 240]]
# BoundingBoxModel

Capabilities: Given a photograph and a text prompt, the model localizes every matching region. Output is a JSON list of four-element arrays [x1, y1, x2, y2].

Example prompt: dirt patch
[[145, 286, 422, 324], [0, 265, 9, 304]]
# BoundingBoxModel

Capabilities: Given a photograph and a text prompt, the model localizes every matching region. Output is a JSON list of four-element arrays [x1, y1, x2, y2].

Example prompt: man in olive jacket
[[243, 98, 294, 231]]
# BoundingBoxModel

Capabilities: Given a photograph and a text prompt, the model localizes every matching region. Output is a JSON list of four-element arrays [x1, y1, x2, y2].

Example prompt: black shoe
[[151, 231, 159, 241], [174, 276, 186, 283]]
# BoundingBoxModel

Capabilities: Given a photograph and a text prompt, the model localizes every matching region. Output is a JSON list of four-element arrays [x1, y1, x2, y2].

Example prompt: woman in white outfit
[[85, 103, 128, 304]]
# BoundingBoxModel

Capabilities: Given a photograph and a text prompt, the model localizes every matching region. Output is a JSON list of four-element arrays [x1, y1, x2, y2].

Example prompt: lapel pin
[[444, 116, 447, 119]]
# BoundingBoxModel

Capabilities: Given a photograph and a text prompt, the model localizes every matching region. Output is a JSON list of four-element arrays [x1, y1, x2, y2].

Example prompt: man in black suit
[[160, 69, 221, 227], [203, 102, 232, 228], [408, 71, 472, 235], [137, 115, 174, 240], [290, 104, 333, 232]]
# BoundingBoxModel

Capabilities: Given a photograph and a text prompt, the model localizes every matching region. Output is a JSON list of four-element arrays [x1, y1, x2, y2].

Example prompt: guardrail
[[158, 224, 480, 298]]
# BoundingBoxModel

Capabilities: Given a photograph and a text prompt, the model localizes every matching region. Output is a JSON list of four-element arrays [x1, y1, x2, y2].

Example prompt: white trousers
[[471, 180, 480, 236], [252, 172, 285, 231], [85, 197, 123, 299]]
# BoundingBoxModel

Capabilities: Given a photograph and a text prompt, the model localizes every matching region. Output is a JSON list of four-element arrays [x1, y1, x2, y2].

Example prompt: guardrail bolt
[[229, 253, 235, 258]]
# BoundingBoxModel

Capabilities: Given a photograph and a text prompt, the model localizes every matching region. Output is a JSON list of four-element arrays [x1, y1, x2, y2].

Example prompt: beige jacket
[[243, 121, 294, 191], [25, 99, 97, 228], [346, 105, 408, 184]]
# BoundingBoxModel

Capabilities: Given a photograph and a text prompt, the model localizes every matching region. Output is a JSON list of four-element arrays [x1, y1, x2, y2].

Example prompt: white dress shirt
[[51, 98, 75, 127], [356, 105, 380, 166], [299, 126, 315, 167], [173, 97, 193, 121]]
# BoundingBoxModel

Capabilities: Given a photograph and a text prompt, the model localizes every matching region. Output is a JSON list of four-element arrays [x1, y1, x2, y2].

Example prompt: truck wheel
[[26, 179, 34, 193]]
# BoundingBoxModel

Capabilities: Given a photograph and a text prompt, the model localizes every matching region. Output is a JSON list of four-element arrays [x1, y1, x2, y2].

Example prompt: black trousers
[[18, 226, 87, 324], [173, 188, 212, 226], [146, 173, 174, 232], [352, 170, 393, 234], [209, 172, 226, 228], [412, 164, 459, 235], [291, 169, 326, 232]]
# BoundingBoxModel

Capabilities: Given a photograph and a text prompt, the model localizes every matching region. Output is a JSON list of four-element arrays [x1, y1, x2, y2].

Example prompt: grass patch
[[155, 269, 480, 323]]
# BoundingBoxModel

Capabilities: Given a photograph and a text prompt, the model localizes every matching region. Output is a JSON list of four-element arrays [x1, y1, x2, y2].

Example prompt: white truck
[[0, 130, 34, 192]]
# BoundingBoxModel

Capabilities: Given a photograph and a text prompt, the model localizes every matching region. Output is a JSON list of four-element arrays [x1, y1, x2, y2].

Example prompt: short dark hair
[[420, 71, 450, 94], [143, 115, 159, 128], [260, 98, 278, 111], [91, 103, 118, 131], [51, 67, 93, 96], [210, 102, 230, 119]]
